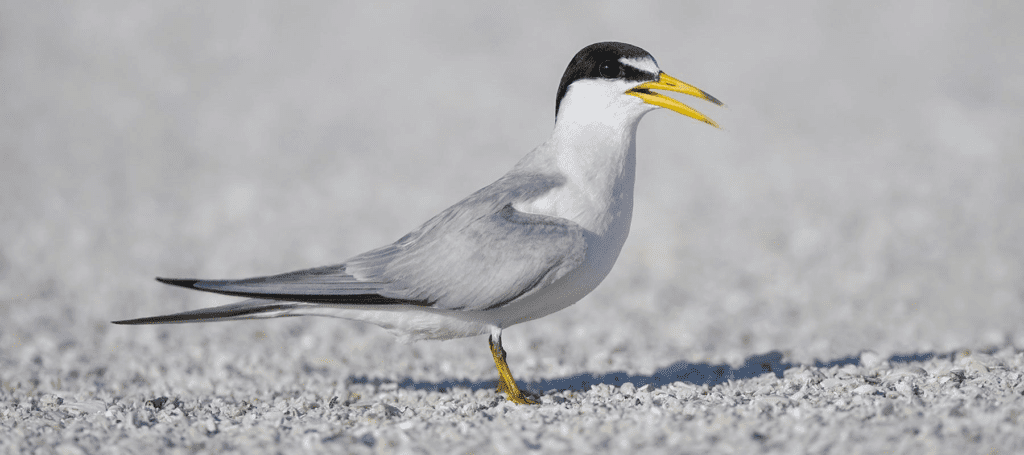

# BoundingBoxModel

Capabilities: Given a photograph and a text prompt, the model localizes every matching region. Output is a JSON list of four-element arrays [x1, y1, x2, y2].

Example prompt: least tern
[[114, 42, 721, 404]]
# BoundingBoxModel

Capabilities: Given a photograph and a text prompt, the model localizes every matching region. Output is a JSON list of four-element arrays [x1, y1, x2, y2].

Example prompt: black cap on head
[[554, 42, 659, 117]]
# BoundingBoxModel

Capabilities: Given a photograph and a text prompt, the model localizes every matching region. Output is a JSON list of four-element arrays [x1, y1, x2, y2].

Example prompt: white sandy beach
[[2, 2, 1023, 453]]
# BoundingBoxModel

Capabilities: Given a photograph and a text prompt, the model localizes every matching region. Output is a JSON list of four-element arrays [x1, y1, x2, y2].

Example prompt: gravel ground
[[3, 2, 1023, 454]]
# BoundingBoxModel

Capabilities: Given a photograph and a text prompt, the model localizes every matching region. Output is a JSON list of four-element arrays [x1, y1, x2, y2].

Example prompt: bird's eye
[[598, 61, 621, 78]]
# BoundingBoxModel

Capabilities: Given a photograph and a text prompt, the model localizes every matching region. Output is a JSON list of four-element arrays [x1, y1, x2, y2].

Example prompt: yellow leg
[[489, 335, 538, 404]]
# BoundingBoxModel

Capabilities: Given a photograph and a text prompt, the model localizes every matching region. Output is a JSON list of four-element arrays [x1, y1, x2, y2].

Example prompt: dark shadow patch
[[348, 350, 955, 396], [889, 352, 936, 363], [812, 355, 860, 369]]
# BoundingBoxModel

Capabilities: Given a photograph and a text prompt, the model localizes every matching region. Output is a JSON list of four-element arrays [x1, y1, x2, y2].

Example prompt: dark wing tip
[[111, 316, 169, 325], [155, 277, 201, 288], [112, 318, 142, 325], [110, 313, 215, 325]]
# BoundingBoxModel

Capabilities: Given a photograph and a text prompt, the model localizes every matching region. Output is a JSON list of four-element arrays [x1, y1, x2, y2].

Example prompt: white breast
[[488, 127, 638, 328]]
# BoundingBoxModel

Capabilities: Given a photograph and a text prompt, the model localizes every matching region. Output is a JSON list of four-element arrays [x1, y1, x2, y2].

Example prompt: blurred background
[[1, 1, 1022, 387]]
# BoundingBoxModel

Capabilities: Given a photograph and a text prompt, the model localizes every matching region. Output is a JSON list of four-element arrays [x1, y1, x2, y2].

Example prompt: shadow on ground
[[349, 350, 949, 395]]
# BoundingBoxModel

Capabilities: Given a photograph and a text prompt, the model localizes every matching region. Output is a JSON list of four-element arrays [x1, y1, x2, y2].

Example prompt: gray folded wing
[[152, 171, 586, 312]]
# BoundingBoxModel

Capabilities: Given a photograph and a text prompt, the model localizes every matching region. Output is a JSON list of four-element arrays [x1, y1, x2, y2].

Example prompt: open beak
[[626, 72, 723, 128]]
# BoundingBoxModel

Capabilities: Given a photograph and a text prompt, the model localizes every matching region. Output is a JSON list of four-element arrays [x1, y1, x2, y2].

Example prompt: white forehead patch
[[619, 56, 660, 74]]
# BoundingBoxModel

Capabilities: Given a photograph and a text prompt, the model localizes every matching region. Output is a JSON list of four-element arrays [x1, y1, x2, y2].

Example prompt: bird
[[113, 42, 722, 404]]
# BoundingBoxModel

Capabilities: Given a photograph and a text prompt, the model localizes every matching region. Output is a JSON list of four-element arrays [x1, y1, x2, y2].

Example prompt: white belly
[[488, 220, 632, 328]]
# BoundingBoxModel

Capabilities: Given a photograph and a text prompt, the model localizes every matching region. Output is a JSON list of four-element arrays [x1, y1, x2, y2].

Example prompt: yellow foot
[[489, 334, 539, 405], [504, 388, 539, 405]]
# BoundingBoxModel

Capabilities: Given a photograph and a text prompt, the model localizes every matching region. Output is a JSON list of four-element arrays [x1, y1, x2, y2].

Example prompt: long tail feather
[[111, 299, 298, 325], [152, 276, 428, 306]]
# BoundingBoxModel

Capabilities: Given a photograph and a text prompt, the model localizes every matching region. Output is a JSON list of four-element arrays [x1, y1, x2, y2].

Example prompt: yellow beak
[[626, 72, 723, 128]]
